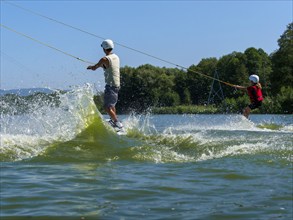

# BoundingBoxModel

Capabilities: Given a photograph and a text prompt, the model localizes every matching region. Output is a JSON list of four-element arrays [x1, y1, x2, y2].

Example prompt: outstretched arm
[[233, 85, 246, 91], [87, 57, 108, 70]]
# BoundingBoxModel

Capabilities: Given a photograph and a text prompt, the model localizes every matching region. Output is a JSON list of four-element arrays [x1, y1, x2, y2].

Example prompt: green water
[[0, 87, 292, 219]]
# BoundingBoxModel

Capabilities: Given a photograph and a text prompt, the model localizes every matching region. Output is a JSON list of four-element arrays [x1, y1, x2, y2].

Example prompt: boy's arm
[[233, 85, 246, 91], [87, 57, 108, 70]]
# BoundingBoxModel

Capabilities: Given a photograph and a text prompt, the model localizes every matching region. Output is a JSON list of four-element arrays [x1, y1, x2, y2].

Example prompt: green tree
[[275, 86, 293, 113], [217, 52, 248, 98], [270, 22, 293, 94], [153, 71, 177, 107], [174, 71, 191, 105], [118, 64, 182, 112], [196, 58, 219, 104], [186, 65, 210, 105], [244, 47, 272, 96]]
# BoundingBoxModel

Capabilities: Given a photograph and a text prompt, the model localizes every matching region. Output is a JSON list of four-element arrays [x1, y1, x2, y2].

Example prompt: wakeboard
[[106, 119, 126, 135]]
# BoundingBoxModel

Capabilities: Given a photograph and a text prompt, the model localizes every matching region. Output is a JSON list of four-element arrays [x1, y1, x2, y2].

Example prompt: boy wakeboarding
[[87, 39, 123, 130], [233, 74, 264, 118]]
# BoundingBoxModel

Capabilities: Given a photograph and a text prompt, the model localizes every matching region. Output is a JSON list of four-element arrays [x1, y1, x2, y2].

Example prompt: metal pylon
[[208, 70, 225, 105]]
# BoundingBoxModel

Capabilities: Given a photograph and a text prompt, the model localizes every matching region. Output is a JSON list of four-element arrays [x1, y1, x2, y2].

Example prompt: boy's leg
[[105, 106, 118, 122], [243, 106, 251, 118]]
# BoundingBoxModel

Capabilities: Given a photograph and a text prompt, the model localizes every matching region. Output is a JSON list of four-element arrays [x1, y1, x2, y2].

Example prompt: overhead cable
[[1, 24, 94, 65], [3, 1, 236, 87]]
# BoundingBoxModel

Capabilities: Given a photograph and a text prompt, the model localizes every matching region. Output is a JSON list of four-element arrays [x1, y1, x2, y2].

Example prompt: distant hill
[[0, 88, 54, 96]]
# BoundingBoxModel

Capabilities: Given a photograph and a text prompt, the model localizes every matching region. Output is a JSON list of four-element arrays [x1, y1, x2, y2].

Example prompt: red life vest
[[247, 85, 263, 103]]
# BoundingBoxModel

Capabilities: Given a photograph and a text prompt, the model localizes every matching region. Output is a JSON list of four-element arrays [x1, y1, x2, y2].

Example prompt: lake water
[[1, 86, 292, 219]]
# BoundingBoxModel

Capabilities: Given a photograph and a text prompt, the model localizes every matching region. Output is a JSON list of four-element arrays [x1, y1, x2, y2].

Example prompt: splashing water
[[0, 84, 292, 163], [0, 84, 102, 161]]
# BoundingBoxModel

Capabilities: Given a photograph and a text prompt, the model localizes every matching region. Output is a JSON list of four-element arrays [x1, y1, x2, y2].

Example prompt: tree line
[[94, 23, 293, 114]]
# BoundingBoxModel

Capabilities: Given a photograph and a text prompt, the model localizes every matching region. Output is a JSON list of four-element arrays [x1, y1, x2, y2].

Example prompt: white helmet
[[101, 39, 114, 50], [249, 74, 259, 83]]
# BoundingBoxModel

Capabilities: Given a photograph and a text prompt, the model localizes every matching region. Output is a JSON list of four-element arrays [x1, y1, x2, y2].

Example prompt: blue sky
[[1, 0, 292, 90]]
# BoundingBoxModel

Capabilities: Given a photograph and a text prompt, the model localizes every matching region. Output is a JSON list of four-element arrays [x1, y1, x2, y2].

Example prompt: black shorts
[[104, 85, 120, 108], [248, 101, 262, 110]]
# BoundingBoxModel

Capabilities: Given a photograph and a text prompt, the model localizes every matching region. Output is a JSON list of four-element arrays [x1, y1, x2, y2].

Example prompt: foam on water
[[1, 85, 292, 163], [125, 114, 292, 163]]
